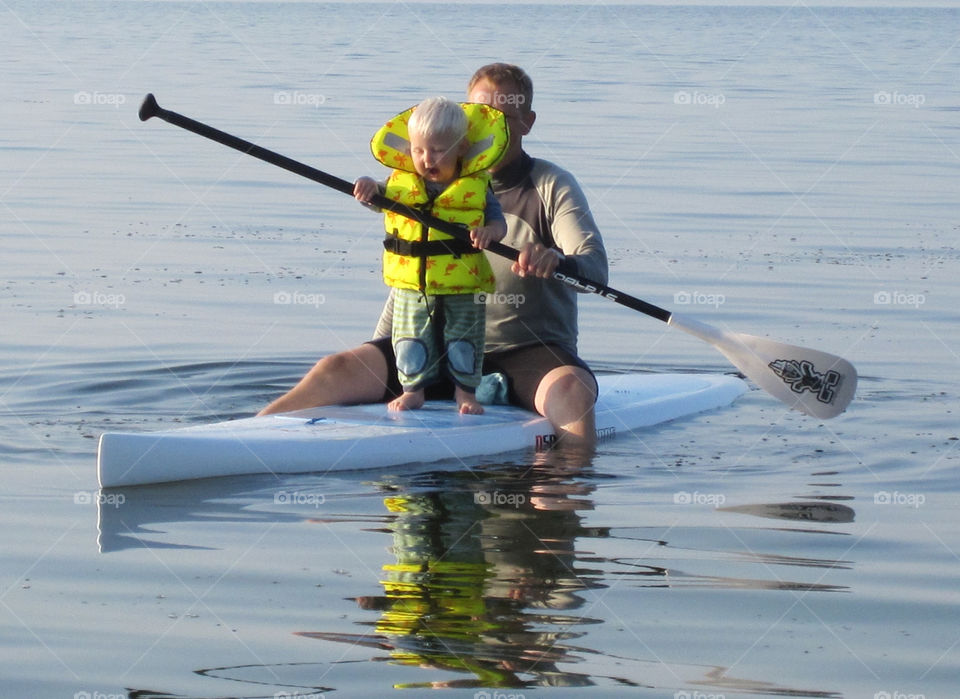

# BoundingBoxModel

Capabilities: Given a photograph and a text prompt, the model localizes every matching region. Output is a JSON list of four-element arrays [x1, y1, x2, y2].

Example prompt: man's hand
[[512, 242, 563, 278]]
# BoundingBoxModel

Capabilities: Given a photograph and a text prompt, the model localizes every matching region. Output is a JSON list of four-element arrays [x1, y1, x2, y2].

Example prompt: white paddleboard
[[97, 372, 746, 488]]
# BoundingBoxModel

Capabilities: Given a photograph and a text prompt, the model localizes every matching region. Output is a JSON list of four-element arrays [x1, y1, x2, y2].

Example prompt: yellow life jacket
[[370, 103, 509, 294]]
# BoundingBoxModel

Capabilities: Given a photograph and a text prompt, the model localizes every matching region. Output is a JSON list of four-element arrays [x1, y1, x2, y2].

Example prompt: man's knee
[[535, 366, 597, 448], [547, 366, 597, 403], [313, 350, 356, 377], [535, 365, 597, 416], [315, 346, 385, 381], [259, 345, 389, 415]]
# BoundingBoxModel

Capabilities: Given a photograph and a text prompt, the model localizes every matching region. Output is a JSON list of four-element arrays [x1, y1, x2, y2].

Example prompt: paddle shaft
[[138, 94, 672, 324]]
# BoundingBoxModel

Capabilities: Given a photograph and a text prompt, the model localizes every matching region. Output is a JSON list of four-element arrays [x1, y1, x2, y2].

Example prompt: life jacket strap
[[383, 235, 477, 259]]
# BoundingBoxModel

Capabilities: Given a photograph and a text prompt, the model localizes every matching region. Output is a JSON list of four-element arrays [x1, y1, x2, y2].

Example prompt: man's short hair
[[468, 63, 534, 114]]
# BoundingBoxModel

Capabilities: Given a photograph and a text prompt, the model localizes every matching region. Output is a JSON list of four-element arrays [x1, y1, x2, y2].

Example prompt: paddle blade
[[731, 334, 857, 418], [669, 314, 857, 418]]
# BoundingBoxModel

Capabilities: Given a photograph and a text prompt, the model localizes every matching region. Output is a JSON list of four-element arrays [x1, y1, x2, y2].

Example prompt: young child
[[354, 97, 509, 414]]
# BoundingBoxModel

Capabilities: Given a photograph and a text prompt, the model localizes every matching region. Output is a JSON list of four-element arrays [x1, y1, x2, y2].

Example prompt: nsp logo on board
[[535, 426, 615, 450]]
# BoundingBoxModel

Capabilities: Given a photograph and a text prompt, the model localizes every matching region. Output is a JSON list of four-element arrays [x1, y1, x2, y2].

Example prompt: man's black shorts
[[365, 337, 597, 413]]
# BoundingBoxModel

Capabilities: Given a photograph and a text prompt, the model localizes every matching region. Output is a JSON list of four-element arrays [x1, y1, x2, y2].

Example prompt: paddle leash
[[138, 94, 857, 418]]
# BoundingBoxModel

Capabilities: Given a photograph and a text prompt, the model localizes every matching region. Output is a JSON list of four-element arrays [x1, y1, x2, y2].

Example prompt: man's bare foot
[[455, 387, 484, 415], [389, 390, 424, 411]]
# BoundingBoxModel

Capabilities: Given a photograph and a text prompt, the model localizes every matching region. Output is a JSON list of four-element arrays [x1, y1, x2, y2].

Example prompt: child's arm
[[354, 176, 381, 204], [470, 218, 507, 249], [470, 188, 507, 249]]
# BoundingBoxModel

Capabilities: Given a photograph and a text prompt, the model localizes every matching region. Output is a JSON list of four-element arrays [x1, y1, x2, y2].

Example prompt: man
[[259, 63, 608, 447]]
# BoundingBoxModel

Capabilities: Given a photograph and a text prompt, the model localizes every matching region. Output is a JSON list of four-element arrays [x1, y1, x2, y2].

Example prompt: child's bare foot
[[389, 390, 424, 411], [455, 387, 484, 415]]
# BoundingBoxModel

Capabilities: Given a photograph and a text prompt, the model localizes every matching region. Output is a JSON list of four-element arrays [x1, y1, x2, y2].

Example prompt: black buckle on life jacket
[[383, 235, 477, 259]]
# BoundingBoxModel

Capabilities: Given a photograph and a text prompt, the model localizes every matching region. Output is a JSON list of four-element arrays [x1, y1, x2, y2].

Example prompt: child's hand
[[354, 177, 378, 203], [470, 220, 507, 249]]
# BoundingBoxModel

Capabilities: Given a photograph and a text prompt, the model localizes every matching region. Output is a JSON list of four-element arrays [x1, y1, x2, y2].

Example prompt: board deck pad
[[97, 373, 747, 488]]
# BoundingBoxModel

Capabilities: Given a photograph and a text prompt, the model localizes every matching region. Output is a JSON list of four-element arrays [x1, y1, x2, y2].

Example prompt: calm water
[[2, 2, 958, 697]]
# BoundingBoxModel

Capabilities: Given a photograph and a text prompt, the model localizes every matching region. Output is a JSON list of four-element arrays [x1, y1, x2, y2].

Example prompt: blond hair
[[407, 96, 467, 143]]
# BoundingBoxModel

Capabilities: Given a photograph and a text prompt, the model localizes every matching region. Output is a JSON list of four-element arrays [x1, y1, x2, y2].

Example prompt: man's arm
[[546, 166, 608, 284], [513, 161, 608, 283]]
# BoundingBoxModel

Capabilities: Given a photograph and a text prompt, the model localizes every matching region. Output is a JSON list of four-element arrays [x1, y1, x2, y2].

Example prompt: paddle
[[138, 93, 857, 418]]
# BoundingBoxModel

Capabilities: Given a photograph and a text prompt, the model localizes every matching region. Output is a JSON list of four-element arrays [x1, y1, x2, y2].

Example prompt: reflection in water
[[718, 501, 855, 524], [302, 455, 606, 689], [105, 454, 850, 696], [96, 474, 306, 553], [296, 455, 847, 695]]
